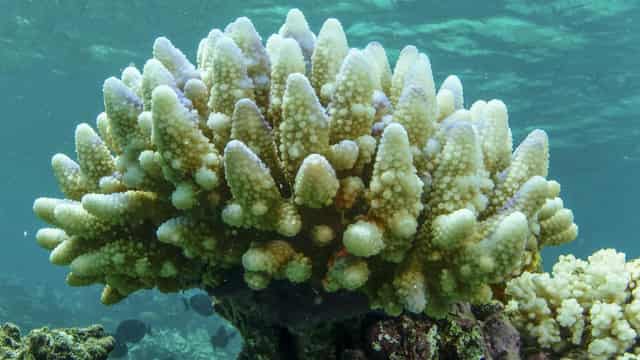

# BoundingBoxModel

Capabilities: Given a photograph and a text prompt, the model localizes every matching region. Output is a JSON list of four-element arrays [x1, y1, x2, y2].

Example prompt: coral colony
[[31, 8, 639, 359], [32, 6, 574, 320]]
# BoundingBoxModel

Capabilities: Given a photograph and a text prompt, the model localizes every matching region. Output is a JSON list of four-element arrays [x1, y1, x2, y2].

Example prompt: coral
[[0, 323, 115, 360], [33, 8, 576, 319], [0, 323, 22, 359], [506, 249, 640, 359]]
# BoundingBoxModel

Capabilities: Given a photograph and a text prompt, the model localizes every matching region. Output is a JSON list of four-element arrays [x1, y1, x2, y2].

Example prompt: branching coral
[[506, 249, 640, 359], [33, 9, 576, 317]]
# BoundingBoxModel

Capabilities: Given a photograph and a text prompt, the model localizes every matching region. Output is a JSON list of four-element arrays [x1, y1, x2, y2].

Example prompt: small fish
[[210, 327, 236, 348], [188, 293, 215, 317], [115, 319, 151, 344]]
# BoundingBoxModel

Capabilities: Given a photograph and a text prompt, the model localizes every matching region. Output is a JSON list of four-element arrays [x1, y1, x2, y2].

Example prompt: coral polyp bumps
[[33, 9, 577, 316]]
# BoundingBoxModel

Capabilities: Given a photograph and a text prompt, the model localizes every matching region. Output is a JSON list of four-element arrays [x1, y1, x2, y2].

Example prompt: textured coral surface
[[507, 249, 640, 359], [33, 8, 577, 317]]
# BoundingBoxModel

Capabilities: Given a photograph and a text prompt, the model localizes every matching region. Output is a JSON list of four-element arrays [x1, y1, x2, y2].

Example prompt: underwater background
[[1, 0, 638, 358]]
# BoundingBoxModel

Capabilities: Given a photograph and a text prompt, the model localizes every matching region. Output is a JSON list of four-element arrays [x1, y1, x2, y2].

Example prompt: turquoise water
[[1, 0, 638, 358]]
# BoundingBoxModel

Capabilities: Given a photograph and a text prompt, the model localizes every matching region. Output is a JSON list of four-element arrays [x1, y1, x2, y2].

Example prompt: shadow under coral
[[209, 270, 521, 360]]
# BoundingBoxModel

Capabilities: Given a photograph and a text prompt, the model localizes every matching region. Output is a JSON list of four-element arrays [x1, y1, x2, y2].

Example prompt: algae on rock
[[0, 323, 114, 360]]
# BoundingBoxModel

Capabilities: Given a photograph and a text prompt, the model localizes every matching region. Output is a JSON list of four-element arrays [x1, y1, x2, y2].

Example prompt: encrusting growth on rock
[[0, 323, 115, 360], [33, 9, 577, 320]]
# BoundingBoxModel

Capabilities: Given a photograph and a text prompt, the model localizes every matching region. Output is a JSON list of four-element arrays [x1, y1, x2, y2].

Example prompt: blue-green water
[[1, 0, 639, 358]]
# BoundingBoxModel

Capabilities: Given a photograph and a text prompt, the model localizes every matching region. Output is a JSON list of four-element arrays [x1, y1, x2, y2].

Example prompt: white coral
[[506, 249, 640, 358]]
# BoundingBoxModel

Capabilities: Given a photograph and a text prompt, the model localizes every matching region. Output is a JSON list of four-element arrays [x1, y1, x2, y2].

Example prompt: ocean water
[[0, 0, 638, 358]]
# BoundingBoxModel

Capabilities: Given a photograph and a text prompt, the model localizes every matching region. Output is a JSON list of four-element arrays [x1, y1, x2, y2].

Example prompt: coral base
[[209, 275, 521, 359]]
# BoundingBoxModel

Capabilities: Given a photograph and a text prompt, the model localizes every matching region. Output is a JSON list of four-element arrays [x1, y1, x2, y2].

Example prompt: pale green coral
[[389, 45, 419, 107], [223, 140, 300, 237], [266, 36, 305, 131], [33, 9, 576, 318], [152, 85, 222, 208], [293, 154, 339, 208], [328, 49, 376, 143], [242, 240, 311, 289], [363, 42, 392, 96], [230, 98, 284, 184], [506, 249, 640, 359], [279, 73, 330, 178], [311, 18, 349, 105], [364, 123, 423, 262], [208, 36, 255, 118], [225, 17, 271, 114], [152, 37, 199, 89], [324, 253, 370, 292], [278, 9, 315, 71]]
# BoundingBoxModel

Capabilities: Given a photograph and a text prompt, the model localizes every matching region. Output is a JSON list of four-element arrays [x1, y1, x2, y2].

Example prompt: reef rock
[[0, 323, 115, 360]]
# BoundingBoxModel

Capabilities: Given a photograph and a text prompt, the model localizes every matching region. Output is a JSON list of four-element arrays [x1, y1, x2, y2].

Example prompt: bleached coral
[[33, 9, 576, 316], [506, 249, 640, 359]]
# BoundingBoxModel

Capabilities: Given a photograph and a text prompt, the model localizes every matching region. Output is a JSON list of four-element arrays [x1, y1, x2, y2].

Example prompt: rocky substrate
[[0, 323, 115, 360]]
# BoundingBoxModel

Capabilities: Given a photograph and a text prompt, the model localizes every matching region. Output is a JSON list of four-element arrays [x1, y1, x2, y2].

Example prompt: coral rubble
[[0, 323, 114, 360], [32, 7, 580, 358]]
